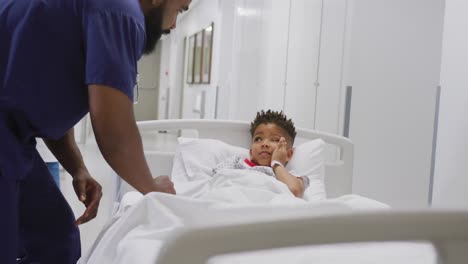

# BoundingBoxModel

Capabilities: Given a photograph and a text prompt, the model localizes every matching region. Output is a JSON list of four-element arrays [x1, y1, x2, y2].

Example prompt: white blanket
[[79, 170, 435, 264]]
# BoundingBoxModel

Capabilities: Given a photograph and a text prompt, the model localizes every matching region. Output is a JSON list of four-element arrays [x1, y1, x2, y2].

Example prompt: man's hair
[[250, 110, 297, 145]]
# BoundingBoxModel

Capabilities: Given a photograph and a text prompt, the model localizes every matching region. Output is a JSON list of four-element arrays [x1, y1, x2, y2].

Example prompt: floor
[[59, 130, 178, 256]]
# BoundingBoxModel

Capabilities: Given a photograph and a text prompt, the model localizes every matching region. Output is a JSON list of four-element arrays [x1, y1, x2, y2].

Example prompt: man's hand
[[72, 170, 103, 225], [271, 137, 289, 165], [153, 175, 176, 194]]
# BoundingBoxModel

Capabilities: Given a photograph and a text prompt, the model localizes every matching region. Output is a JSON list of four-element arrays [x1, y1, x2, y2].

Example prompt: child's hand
[[271, 137, 288, 165]]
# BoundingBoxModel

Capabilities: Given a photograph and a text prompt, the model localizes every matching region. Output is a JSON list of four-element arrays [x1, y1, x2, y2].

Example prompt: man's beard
[[143, 5, 171, 54]]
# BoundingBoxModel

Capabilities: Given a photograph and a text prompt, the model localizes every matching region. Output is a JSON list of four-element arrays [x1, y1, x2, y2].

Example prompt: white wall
[[345, 0, 445, 208], [432, 0, 468, 209], [134, 45, 161, 121], [314, 0, 348, 135], [260, 0, 290, 114], [283, 0, 322, 129], [225, 0, 268, 121], [157, 39, 171, 119], [216, 0, 277, 121], [165, 0, 221, 120], [214, 0, 291, 121], [215, 0, 237, 119]]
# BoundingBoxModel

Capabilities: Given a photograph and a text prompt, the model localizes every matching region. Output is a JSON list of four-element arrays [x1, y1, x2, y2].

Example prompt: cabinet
[[219, 0, 348, 134]]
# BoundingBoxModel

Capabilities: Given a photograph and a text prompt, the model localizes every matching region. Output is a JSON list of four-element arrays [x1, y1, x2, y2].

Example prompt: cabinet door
[[284, 0, 323, 130], [314, 0, 348, 135], [260, 0, 291, 112], [346, 0, 445, 208], [228, 0, 290, 121]]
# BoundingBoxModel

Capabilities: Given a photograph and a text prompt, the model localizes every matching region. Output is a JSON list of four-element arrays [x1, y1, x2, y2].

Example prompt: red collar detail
[[244, 158, 258, 167]]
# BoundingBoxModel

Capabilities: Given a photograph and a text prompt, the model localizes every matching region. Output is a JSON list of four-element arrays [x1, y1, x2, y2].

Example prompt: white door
[[346, 0, 445, 208]]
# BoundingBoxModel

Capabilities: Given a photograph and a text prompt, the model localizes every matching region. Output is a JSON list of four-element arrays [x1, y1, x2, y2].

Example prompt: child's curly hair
[[250, 110, 297, 145]]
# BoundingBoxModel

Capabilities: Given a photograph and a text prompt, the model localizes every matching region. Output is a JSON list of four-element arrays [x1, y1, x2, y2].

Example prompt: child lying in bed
[[214, 110, 309, 198]]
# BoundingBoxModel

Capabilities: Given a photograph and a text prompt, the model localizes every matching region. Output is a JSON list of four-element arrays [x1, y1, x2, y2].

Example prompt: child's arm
[[272, 138, 305, 198], [272, 164, 305, 198]]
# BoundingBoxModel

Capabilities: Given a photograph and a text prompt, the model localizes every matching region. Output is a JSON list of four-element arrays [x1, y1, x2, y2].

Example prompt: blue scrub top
[[0, 0, 145, 140]]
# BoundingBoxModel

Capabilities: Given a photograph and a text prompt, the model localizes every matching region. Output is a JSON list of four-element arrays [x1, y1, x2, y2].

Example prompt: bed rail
[[156, 210, 468, 264]]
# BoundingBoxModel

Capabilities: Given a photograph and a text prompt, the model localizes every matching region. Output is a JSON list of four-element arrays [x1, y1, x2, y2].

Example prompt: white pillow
[[171, 137, 326, 201], [287, 139, 326, 201]]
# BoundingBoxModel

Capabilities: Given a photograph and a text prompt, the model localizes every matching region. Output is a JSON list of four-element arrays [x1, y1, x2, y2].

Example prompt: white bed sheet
[[79, 169, 436, 264]]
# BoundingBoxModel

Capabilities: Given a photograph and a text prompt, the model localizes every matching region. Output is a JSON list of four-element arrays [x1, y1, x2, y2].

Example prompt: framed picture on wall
[[193, 32, 202, 83], [186, 35, 195, 84], [202, 23, 214, 84], [185, 22, 214, 85]]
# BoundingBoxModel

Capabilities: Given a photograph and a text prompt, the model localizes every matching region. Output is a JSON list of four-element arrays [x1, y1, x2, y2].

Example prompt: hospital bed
[[113, 119, 353, 201], [97, 119, 468, 264]]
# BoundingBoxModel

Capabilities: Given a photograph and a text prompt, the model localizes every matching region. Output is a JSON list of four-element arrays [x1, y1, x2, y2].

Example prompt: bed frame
[[109, 119, 468, 264], [156, 210, 468, 264], [112, 119, 354, 202]]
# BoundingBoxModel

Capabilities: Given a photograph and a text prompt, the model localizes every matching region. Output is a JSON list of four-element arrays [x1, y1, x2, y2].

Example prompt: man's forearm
[[88, 84, 159, 194], [91, 115, 157, 194], [44, 128, 89, 176]]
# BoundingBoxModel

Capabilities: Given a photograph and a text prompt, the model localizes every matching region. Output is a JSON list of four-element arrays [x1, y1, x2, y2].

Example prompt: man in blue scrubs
[[0, 0, 191, 263]]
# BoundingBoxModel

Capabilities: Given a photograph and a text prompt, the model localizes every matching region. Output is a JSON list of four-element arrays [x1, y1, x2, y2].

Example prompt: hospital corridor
[[1, 0, 468, 263]]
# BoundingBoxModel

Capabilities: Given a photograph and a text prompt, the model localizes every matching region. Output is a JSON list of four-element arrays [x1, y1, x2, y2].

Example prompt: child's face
[[250, 123, 293, 166]]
